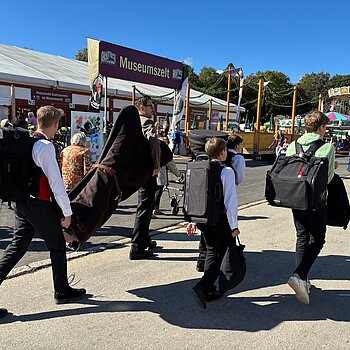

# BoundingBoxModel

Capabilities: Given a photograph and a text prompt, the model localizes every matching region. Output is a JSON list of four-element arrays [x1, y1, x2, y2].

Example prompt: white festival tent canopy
[[0, 43, 243, 112]]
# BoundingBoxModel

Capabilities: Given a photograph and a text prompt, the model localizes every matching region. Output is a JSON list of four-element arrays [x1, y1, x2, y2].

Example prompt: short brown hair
[[304, 111, 329, 133], [135, 95, 153, 110], [205, 137, 227, 159], [37, 106, 64, 128], [227, 134, 243, 149]]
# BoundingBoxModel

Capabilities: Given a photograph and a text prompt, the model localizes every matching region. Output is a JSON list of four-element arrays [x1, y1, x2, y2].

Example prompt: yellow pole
[[226, 69, 231, 131], [185, 82, 191, 135], [291, 85, 297, 136], [132, 85, 136, 106], [255, 77, 264, 131], [208, 98, 212, 130], [318, 93, 322, 111]]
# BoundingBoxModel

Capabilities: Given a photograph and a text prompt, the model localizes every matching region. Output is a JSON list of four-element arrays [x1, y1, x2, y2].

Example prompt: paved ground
[[0, 156, 276, 267], [0, 178, 349, 349]]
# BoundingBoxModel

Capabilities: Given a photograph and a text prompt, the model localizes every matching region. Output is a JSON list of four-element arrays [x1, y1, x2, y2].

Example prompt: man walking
[[171, 125, 184, 155], [285, 111, 335, 304], [0, 106, 86, 317], [129, 96, 161, 260]]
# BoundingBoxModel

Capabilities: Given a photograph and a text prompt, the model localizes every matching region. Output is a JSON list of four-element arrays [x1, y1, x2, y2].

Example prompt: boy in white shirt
[[187, 137, 240, 309]]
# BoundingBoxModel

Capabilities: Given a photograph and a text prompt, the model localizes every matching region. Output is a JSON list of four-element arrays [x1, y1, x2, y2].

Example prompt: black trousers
[[172, 142, 180, 155], [292, 206, 327, 280], [197, 233, 207, 271], [154, 185, 164, 210], [131, 176, 157, 250], [197, 217, 234, 294], [0, 199, 69, 292]]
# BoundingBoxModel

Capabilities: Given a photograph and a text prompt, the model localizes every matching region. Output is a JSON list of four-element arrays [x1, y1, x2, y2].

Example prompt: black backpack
[[183, 156, 225, 224], [0, 127, 35, 201], [327, 173, 350, 229], [265, 139, 329, 210]]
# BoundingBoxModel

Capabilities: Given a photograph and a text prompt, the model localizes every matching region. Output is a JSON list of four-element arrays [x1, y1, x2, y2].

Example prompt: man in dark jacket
[[129, 96, 161, 260]]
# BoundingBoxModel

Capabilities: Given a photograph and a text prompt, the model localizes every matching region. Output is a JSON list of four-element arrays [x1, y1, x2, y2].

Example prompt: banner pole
[[226, 69, 231, 131], [104, 77, 107, 133], [291, 85, 297, 136], [208, 98, 212, 130], [185, 82, 191, 135], [132, 85, 136, 106]]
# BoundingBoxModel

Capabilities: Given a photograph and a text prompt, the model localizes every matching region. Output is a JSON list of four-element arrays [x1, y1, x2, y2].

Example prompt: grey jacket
[[157, 160, 181, 186]]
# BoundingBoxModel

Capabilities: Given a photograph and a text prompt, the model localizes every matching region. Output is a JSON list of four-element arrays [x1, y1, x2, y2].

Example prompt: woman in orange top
[[60, 132, 92, 191]]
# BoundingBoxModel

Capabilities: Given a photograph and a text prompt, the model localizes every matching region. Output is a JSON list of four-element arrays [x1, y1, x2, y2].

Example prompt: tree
[[76, 48, 88, 62], [329, 74, 350, 88], [297, 72, 330, 114], [186, 65, 202, 89], [240, 71, 293, 123]]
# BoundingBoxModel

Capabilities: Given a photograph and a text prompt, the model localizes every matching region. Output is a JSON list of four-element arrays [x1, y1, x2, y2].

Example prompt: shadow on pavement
[[1, 251, 348, 330]]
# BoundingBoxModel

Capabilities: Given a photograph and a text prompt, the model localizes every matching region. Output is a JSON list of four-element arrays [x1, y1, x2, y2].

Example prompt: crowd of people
[[0, 103, 340, 317]]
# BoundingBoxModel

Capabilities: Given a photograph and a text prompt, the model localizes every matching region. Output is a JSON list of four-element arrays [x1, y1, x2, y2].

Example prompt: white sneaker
[[288, 274, 310, 304]]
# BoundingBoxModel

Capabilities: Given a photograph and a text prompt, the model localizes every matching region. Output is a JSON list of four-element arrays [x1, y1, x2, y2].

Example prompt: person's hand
[[61, 216, 72, 229], [231, 228, 240, 237], [335, 160, 338, 169], [153, 168, 160, 176], [187, 223, 197, 236]]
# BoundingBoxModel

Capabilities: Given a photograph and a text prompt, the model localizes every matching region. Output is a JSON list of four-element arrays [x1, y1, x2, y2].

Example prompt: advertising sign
[[71, 111, 104, 162], [31, 89, 72, 104], [210, 111, 225, 130], [98, 40, 184, 90]]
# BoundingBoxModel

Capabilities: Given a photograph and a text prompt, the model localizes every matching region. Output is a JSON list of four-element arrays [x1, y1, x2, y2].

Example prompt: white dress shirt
[[221, 166, 238, 230], [32, 132, 72, 217], [228, 148, 246, 185]]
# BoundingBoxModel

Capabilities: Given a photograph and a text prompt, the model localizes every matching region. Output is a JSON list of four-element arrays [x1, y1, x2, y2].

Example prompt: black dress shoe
[[196, 265, 204, 273], [205, 290, 223, 302], [192, 285, 206, 309], [54, 287, 86, 304], [147, 240, 157, 248], [129, 249, 154, 260], [0, 308, 8, 318]]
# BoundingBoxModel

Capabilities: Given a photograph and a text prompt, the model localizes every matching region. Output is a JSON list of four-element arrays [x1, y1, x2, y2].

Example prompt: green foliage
[[76, 48, 88, 62], [329, 74, 350, 88]]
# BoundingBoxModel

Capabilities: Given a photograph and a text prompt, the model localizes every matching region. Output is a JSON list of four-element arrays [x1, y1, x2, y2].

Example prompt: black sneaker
[[129, 248, 154, 260], [192, 285, 206, 309], [54, 287, 86, 304], [0, 308, 8, 318]]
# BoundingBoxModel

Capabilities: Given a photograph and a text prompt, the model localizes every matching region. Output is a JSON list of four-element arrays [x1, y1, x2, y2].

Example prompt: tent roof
[[0, 43, 243, 111], [325, 112, 350, 121]]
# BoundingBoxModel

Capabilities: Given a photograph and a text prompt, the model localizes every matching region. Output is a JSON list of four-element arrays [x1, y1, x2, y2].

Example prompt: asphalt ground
[[0, 182, 349, 349], [0, 156, 277, 268]]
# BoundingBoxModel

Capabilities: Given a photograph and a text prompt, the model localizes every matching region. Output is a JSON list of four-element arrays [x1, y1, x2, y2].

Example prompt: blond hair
[[205, 137, 227, 159], [37, 106, 64, 128]]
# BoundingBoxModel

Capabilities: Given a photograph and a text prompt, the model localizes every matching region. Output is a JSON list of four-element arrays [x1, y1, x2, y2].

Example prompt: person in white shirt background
[[226, 134, 246, 185]]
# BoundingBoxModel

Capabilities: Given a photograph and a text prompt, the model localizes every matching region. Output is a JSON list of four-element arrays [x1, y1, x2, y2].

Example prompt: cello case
[[65, 105, 172, 249]]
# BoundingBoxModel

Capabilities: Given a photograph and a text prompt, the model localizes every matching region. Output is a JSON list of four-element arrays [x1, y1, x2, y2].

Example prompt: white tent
[[0, 43, 243, 112]]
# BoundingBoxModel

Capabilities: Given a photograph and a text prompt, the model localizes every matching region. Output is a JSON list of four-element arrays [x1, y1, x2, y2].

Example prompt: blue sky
[[1, 0, 349, 83]]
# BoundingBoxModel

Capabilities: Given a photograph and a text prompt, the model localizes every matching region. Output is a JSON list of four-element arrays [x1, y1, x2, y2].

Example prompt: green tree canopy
[[76, 48, 88, 62]]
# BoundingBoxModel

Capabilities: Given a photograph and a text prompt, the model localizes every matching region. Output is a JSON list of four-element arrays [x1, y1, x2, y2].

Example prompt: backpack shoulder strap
[[295, 139, 325, 158], [295, 141, 303, 156], [305, 139, 325, 157]]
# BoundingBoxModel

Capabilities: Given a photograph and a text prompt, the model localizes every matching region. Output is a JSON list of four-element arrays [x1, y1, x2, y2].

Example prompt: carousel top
[[328, 86, 350, 100]]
